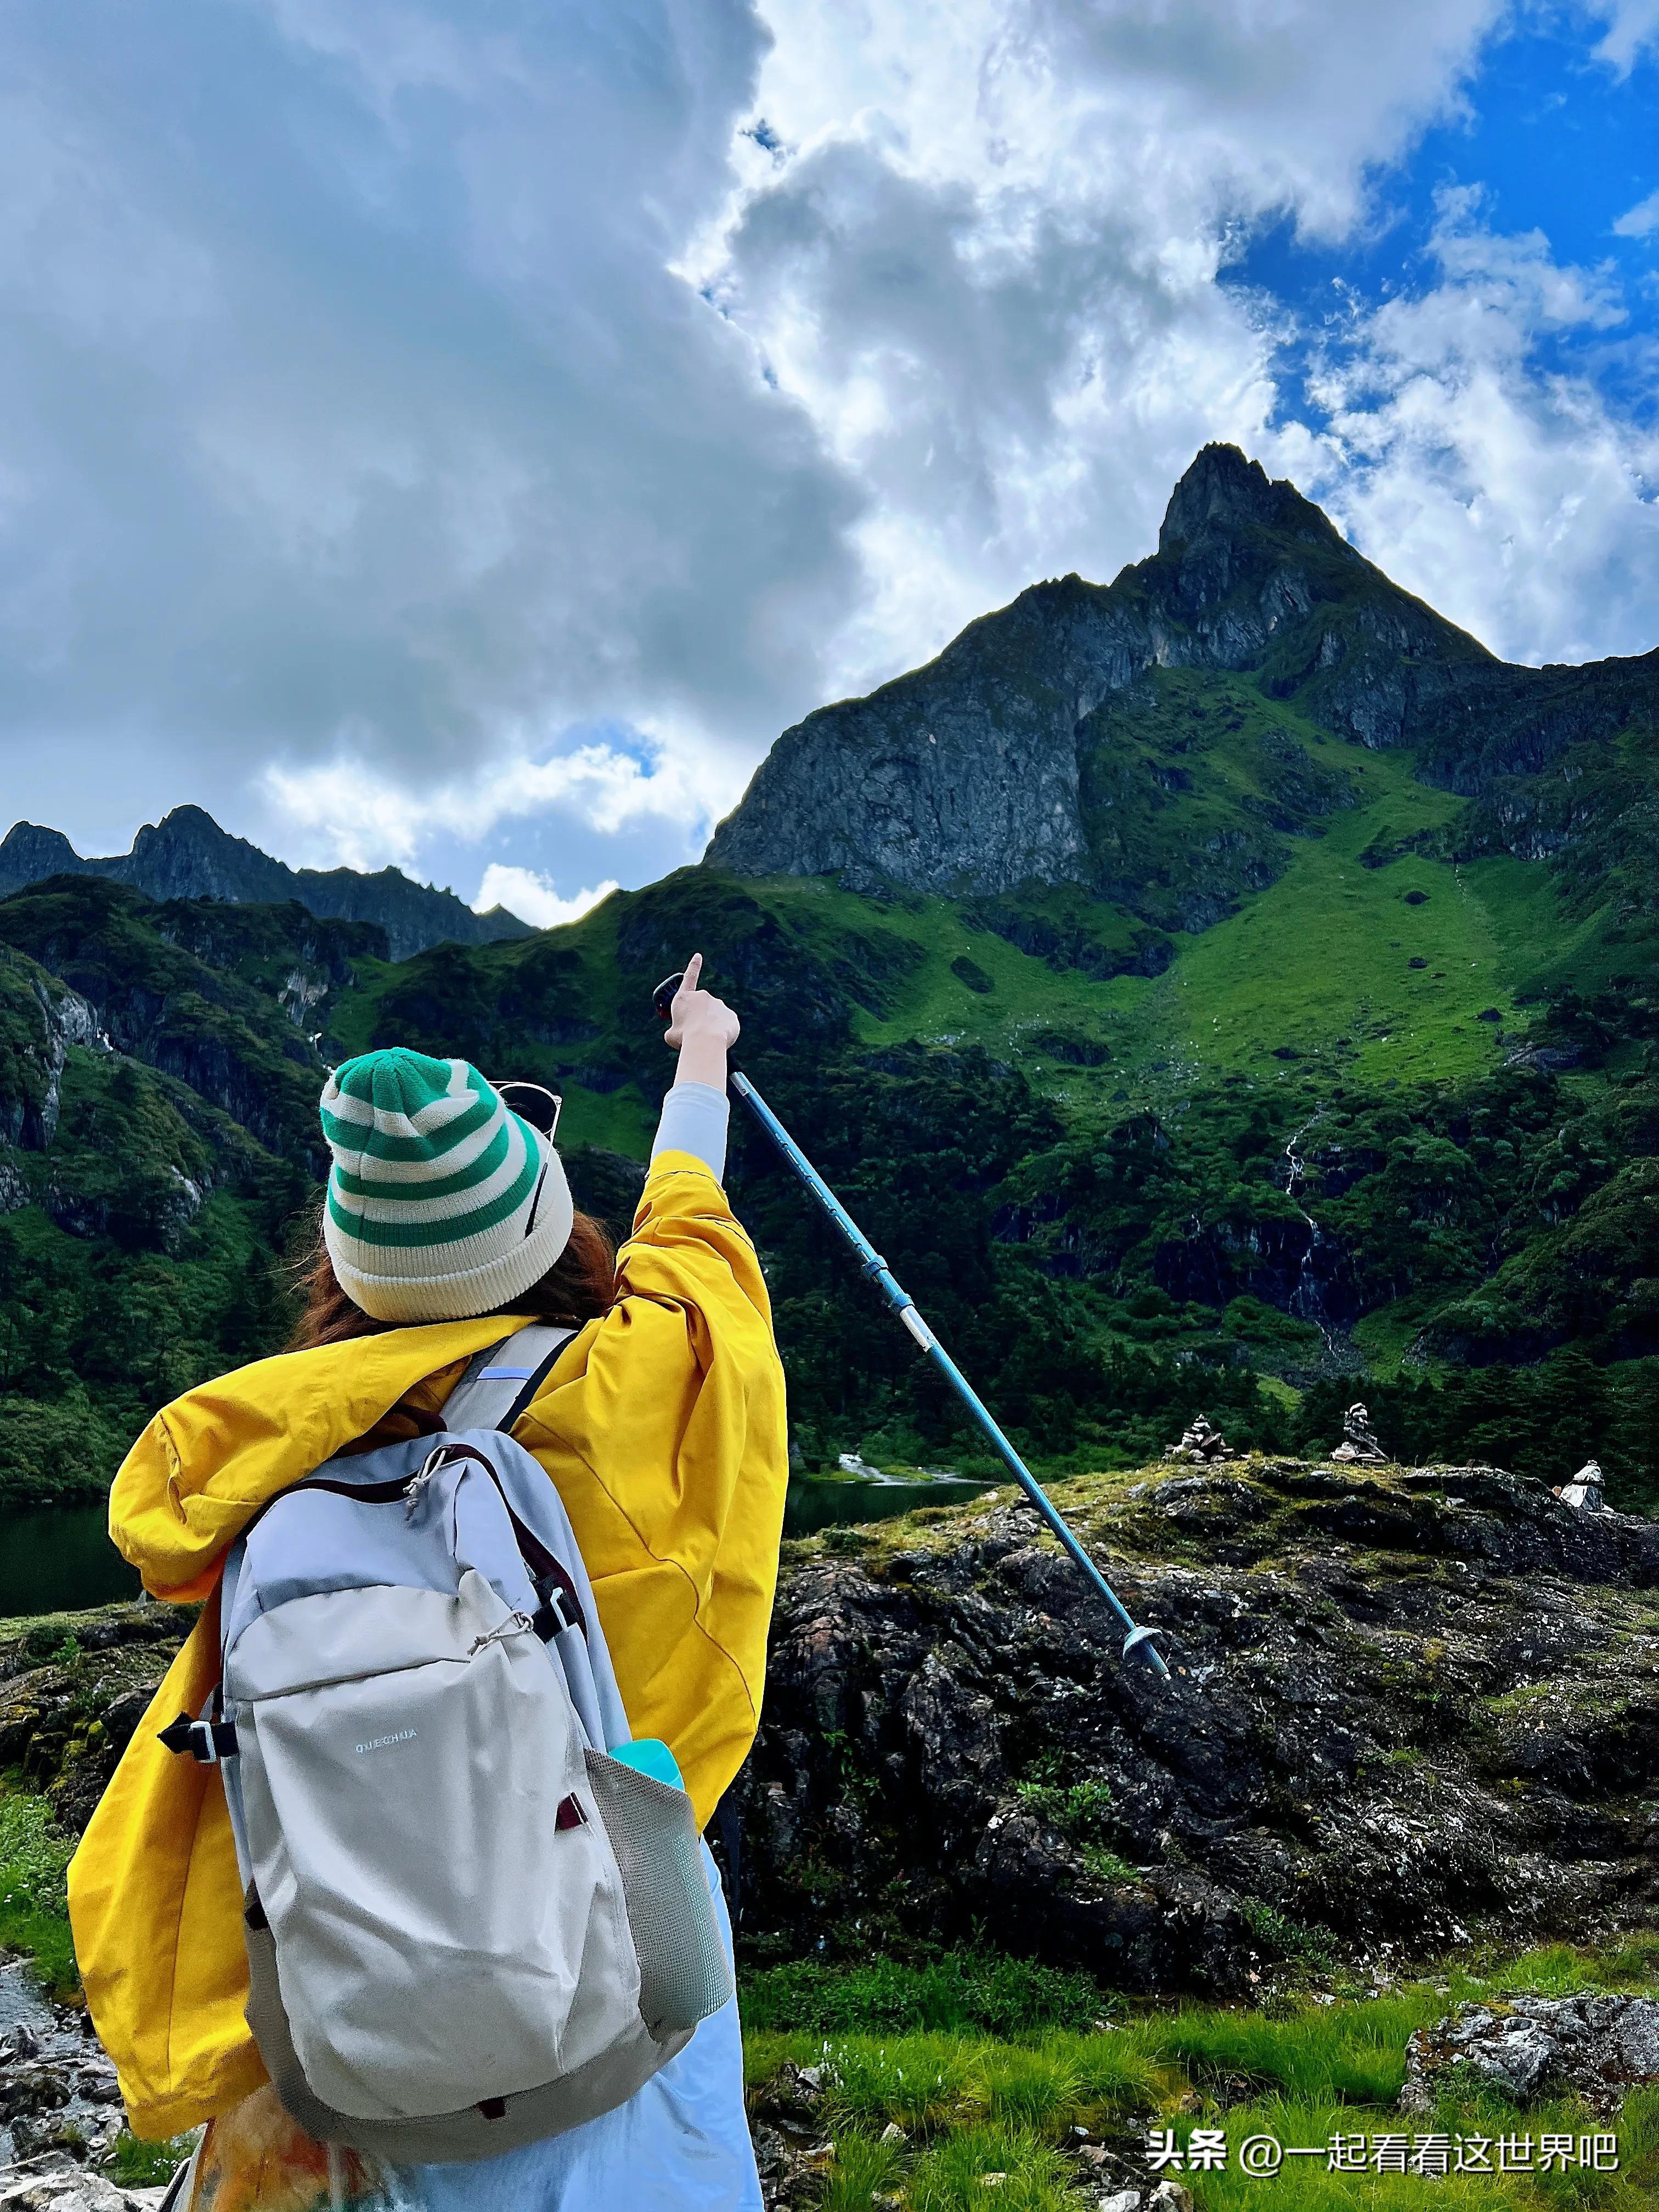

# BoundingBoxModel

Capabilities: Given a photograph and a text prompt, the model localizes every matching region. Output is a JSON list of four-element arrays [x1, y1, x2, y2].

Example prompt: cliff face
[[706, 575, 1114, 896], [0, 806, 532, 962], [706, 443, 1659, 901]]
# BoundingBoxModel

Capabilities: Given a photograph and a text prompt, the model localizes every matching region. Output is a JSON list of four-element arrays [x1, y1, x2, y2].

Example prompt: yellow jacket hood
[[68, 1152, 788, 2138]]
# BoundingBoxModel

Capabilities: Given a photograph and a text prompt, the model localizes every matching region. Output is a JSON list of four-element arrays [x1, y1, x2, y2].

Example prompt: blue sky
[[1237, 14, 1659, 432], [2, 1, 1657, 923]]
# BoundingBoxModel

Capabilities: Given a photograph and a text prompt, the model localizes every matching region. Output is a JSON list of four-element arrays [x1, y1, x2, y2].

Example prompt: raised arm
[[651, 950, 740, 1180]]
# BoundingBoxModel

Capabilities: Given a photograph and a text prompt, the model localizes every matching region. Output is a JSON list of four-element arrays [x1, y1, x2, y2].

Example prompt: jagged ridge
[[0, 805, 532, 963]]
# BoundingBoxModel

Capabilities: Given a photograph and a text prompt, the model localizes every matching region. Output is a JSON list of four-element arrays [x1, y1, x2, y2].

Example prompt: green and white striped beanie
[[319, 1049, 574, 1324]]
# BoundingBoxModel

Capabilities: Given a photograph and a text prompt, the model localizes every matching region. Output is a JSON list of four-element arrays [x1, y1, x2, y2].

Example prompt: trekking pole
[[652, 973, 1169, 1679]]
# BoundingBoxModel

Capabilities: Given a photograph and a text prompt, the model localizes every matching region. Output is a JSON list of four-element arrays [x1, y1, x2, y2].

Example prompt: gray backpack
[[159, 1325, 733, 2164]]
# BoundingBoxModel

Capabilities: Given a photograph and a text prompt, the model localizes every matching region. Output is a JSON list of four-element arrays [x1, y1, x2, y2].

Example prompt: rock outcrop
[[0, 2159, 170, 2211], [0, 877, 335, 1179], [0, 1607, 188, 1839], [737, 1458, 1659, 1994], [706, 447, 1462, 899], [15, 1460, 1659, 2016], [0, 1990, 129, 2179], [0, 957, 104, 1162]]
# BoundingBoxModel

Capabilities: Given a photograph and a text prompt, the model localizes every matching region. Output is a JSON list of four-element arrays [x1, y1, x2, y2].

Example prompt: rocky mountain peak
[[121, 805, 294, 904], [1156, 441, 1337, 556], [0, 823, 82, 882], [705, 445, 1501, 901]]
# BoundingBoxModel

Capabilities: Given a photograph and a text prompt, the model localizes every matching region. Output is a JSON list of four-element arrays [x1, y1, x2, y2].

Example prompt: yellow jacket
[[67, 1152, 788, 2140]]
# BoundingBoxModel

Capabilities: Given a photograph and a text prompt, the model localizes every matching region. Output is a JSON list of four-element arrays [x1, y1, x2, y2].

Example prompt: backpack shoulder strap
[[442, 1322, 576, 1432]]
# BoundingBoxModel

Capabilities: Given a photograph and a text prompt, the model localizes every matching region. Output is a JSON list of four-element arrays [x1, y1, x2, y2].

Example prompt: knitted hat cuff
[[323, 1149, 574, 1323]]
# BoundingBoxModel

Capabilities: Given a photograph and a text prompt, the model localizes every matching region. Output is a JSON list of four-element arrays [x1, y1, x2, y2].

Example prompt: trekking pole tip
[[1121, 1623, 1170, 1680]]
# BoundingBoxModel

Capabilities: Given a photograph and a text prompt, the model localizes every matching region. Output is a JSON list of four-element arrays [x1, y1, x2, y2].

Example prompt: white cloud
[[1613, 187, 1659, 239], [474, 864, 619, 928], [687, 3, 1659, 702], [1288, 191, 1659, 667], [692, 0, 1513, 704], [1589, 0, 1659, 72], [259, 726, 721, 873], [0, 0, 859, 857]]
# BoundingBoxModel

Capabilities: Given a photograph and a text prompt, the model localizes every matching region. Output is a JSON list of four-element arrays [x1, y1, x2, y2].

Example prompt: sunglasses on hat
[[496, 1081, 563, 1139]]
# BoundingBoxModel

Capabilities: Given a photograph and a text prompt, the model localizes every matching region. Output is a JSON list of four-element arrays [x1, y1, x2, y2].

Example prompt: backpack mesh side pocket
[[583, 1750, 733, 2036]]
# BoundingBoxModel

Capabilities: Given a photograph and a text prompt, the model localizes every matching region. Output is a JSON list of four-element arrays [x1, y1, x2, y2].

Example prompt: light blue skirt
[[383, 1847, 760, 2212]]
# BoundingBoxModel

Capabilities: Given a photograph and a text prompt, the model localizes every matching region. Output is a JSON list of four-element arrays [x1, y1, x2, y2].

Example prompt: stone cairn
[[1555, 1459, 1606, 1513], [1331, 1402, 1387, 1464], [1164, 1415, 1235, 1465]]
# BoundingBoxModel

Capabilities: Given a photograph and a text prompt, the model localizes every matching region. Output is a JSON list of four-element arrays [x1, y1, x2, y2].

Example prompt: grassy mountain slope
[[5, 693, 1652, 1506], [320, 713, 1593, 1137]]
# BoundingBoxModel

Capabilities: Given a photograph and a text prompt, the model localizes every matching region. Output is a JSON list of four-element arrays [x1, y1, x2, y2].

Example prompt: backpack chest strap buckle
[[157, 1711, 240, 1763]]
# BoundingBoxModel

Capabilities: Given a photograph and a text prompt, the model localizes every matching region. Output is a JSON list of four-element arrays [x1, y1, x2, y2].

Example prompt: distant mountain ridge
[[0, 805, 532, 962]]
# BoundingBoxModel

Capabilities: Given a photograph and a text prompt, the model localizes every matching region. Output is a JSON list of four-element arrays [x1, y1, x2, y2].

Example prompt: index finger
[[680, 951, 704, 991]]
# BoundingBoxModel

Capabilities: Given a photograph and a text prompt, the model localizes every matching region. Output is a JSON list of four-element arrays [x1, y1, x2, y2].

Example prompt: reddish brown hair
[[286, 1209, 619, 1351]]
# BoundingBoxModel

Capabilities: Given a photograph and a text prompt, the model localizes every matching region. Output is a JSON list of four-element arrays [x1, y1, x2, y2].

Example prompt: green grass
[[1009, 1762, 1143, 1890], [742, 1948, 1114, 2036], [743, 871, 1132, 1088], [1236, 1899, 1340, 1973], [724, 727, 1598, 1115], [1127, 755, 1537, 1092], [1167, 2088, 1659, 2210], [904, 2123, 1076, 2210], [0, 1786, 77, 1997], [752, 2029, 1659, 2210], [746, 1943, 1659, 2210], [319, 684, 1617, 1152], [820, 2130, 909, 2210], [540, 1077, 657, 1156], [816, 2121, 1079, 2212], [1351, 1290, 1459, 1377], [1491, 1935, 1659, 1996], [746, 2025, 1162, 2136], [7, 1781, 1658, 2212], [323, 909, 659, 1156], [1012, 1773, 1117, 1830], [104, 2130, 200, 2188], [1146, 1994, 1431, 2105]]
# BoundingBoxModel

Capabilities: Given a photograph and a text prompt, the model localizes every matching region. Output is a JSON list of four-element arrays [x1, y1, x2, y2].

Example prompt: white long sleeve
[[650, 1080, 730, 1180]]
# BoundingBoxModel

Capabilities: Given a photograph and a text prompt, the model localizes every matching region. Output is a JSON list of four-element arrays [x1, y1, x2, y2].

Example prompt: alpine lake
[[0, 1506, 142, 1621], [0, 1468, 989, 1620]]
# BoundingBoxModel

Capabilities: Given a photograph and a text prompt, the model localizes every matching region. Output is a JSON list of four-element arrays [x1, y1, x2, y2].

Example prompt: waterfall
[[1282, 1106, 1339, 1358]]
